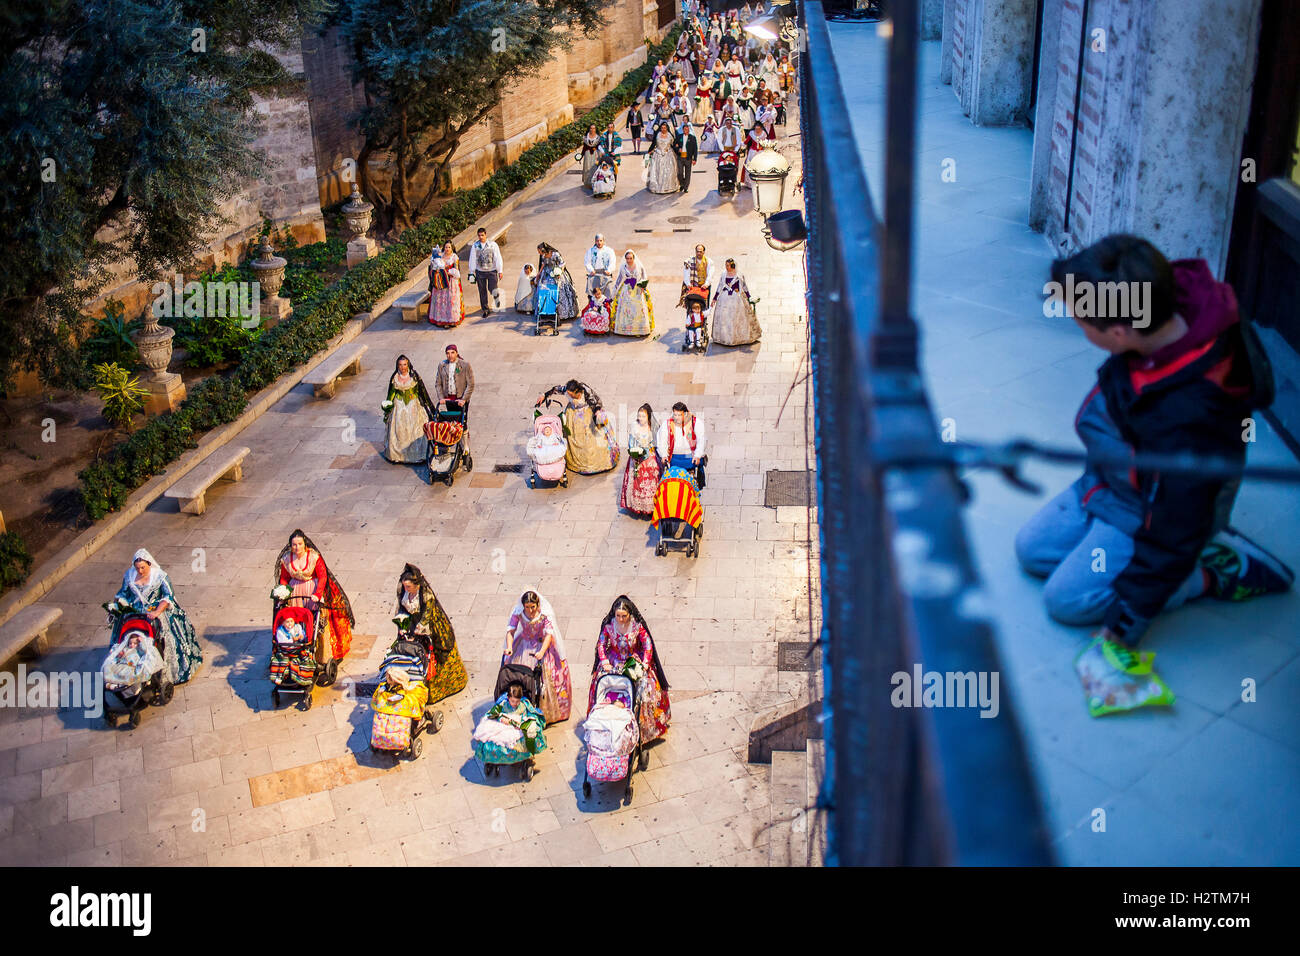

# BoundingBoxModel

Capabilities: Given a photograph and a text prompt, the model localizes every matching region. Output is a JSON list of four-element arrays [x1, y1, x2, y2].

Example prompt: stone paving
[[0, 115, 818, 866]]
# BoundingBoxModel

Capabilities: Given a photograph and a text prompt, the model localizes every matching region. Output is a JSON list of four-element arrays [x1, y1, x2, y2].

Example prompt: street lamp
[[744, 1, 799, 44], [746, 147, 806, 250]]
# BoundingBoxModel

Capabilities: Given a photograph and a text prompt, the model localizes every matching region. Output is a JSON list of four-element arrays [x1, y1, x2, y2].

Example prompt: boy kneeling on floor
[[1017, 234, 1293, 713]]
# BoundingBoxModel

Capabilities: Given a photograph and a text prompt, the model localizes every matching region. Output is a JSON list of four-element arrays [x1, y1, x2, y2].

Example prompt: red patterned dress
[[588, 620, 670, 742]]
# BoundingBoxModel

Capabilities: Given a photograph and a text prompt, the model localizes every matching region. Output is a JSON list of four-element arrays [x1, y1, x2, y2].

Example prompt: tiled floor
[[0, 109, 819, 866], [829, 23, 1300, 864]]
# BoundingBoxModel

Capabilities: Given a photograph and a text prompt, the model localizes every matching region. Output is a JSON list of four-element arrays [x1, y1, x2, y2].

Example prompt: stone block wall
[[944, 0, 1038, 125], [303, 26, 369, 209]]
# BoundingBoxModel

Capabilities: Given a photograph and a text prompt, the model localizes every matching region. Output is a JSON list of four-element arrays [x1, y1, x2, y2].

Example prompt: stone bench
[[490, 221, 512, 247], [304, 342, 368, 399], [397, 290, 430, 323], [163, 445, 250, 516], [0, 604, 63, 665]]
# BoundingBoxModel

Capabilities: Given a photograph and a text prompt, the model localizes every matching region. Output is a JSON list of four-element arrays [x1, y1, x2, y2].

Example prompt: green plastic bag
[[1074, 636, 1175, 717]]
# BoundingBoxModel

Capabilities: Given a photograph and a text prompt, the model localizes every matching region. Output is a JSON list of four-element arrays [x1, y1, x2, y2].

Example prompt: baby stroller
[[681, 285, 710, 354], [582, 672, 646, 803], [425, 399, 471, 487], [652, 465, 704, 558], [100, 608, 172, 728], [269, 600, 327, 710], [369, 633, 446, 761], [591, 153, 617, 199], [472, 662, 547, 781], [527, 399, 570, 488], [717, 149, 739, 199], [535, 278, 560, 336]]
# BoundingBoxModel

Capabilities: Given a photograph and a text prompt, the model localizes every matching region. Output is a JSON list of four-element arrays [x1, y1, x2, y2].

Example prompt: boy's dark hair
[[1050, 234, 1176, 333], [672, 401, 689, 413]]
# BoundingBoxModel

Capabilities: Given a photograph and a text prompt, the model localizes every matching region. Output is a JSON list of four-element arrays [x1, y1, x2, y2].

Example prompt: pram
[[535, 278, 560, 336], [100, 609, 172, 728], [369, 634, 446, 761], [652, 465, 704, 558], [472, 662, 547, 781], [591, 154, 617, 199], [425, 399, 471, 487], [717, 149, 739, 198], [527, 398, 569, 488], [680, 285, 710, 354], [269, 601, 326, 710], [581, 672, 646, 803]]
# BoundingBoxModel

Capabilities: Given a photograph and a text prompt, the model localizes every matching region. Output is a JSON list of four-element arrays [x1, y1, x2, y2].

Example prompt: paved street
[[832, 23, 1300, 864], [0, 124, 818, 866]]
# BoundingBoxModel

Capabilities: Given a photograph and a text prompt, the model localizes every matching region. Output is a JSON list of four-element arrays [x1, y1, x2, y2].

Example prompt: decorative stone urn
[[249, 235, 291, 327], [342, 183, 374, 240], [342, 184, 379, 268], [132, 310, 186, 416]]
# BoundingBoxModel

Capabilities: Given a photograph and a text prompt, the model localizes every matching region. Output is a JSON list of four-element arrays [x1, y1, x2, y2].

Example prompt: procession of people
[[94, 8, 784, 800]]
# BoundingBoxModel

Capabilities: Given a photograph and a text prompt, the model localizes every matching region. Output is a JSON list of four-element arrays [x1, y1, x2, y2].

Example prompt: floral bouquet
[[622, 658, 645, 682], [392, 612, 412, 631], [101, 596, 132, 616], [520, 717, 542, 754], [271, 584, 292, 602], [550, 266, 563, 278], [636, 279, 649, 291], [629, 442, 646, 459], [381, 399, 393, 422]]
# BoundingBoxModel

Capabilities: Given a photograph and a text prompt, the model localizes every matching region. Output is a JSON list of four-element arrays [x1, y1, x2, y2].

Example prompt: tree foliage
[[339, 0, 607, 235], [0, 0, 333, 390]]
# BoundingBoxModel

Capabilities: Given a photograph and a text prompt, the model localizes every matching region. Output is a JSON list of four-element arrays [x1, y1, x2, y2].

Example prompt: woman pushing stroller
[[588, 596, 671, 746], [502, 589, 572, 724], [535, 380, 620, 475]]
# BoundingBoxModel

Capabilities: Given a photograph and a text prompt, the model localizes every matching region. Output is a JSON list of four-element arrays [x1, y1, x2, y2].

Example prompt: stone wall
[[303, 26, 369, 209], [943, 0, 1038, 125]]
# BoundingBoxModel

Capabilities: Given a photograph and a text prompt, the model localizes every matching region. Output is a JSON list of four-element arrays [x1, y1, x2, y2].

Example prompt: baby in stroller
[[100, 606, 171, 728], [471, 663, 547, 781], [369, 641, 442, 760], [581, 672, 644, 802], [269, 601, 319, 710], [527, 403, 570, 488], [591, 155, 617, 198], [682, 295, 709, 353]]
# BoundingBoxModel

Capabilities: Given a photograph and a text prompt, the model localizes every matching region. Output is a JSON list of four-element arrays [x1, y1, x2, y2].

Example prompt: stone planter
[[131, 316, 186, 415], [249, 236, 291, 327], [342, 184, 379, 268]]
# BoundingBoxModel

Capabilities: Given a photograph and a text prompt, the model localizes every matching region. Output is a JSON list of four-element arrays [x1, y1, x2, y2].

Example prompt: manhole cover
[[777, 642, 820, 672], [634, 227, 654, 233], [493, 463, 525, 473], [672, 227, 692, 233], [764, 469, 816, 508], [668, 215, 698, 224]]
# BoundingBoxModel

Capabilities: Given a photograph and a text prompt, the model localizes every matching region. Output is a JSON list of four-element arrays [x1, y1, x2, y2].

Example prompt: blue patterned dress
[[112, 554, 202, 684]]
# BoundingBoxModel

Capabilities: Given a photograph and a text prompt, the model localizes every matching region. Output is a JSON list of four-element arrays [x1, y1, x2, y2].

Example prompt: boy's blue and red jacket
[[1073, 258, 1272, 641]]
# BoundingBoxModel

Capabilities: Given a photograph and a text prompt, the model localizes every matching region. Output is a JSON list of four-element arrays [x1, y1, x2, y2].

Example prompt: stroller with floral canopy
[[652, 465, 704, 557], [472, 662, 547, 781], [527, 397, 570, 488], [581, 671, 646, 803], [100, 602, 172, 728], [369, 632, 446, 761]]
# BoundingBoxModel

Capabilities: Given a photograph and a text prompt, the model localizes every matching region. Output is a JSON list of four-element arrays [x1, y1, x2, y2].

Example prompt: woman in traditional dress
[[382, 354, 435, 463], [275, 530, 354, 671], [710, 257, 762, 346], [693, 69, 715, 126], [579, 124, 601, 188], [739, 122, 769, 188], [110, 549, 202, 685], [536, 242, 578, 321], [427, 241, 465, 327], [502, 589, 572, 724], [514, 263, 536, 314], [536, 380, 620, 474], [611, 249, 655, 337], [778, 51, 795, 94], [394, 563, 467, 704], [700, 116, 720, 154], [644, 122, 678, 195], [756, 97, 778, 140], [588, 596, 670, 744], [619, 403, 662, 517], [759, 50, 780, 89]]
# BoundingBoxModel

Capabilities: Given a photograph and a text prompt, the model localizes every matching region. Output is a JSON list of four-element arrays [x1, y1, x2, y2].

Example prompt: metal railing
[[801, 0, 1053, 864]]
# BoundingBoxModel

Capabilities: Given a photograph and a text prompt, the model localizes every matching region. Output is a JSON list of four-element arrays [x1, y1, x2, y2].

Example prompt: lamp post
[[746, 147, 807, 251]]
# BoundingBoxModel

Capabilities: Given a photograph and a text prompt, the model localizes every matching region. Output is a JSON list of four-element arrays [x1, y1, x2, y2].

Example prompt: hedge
[[78, 25, 683, 521]]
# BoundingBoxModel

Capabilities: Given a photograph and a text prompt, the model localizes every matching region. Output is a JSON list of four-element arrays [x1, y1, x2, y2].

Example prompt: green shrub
[[0, 531, 33, 590], [91, 362, 148, 431], [76, 26, 682, 521], [82, 300, 140, 367]]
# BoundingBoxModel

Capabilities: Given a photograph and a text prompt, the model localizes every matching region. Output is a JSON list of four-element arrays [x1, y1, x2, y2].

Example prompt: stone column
[[961, 0, 1038, 125], [939, 0, 957, 85], [922, 0, 945, 41]]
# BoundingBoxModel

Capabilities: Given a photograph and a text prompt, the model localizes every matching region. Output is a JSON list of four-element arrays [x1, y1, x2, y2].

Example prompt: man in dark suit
[[674, 121, 699, 192]]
